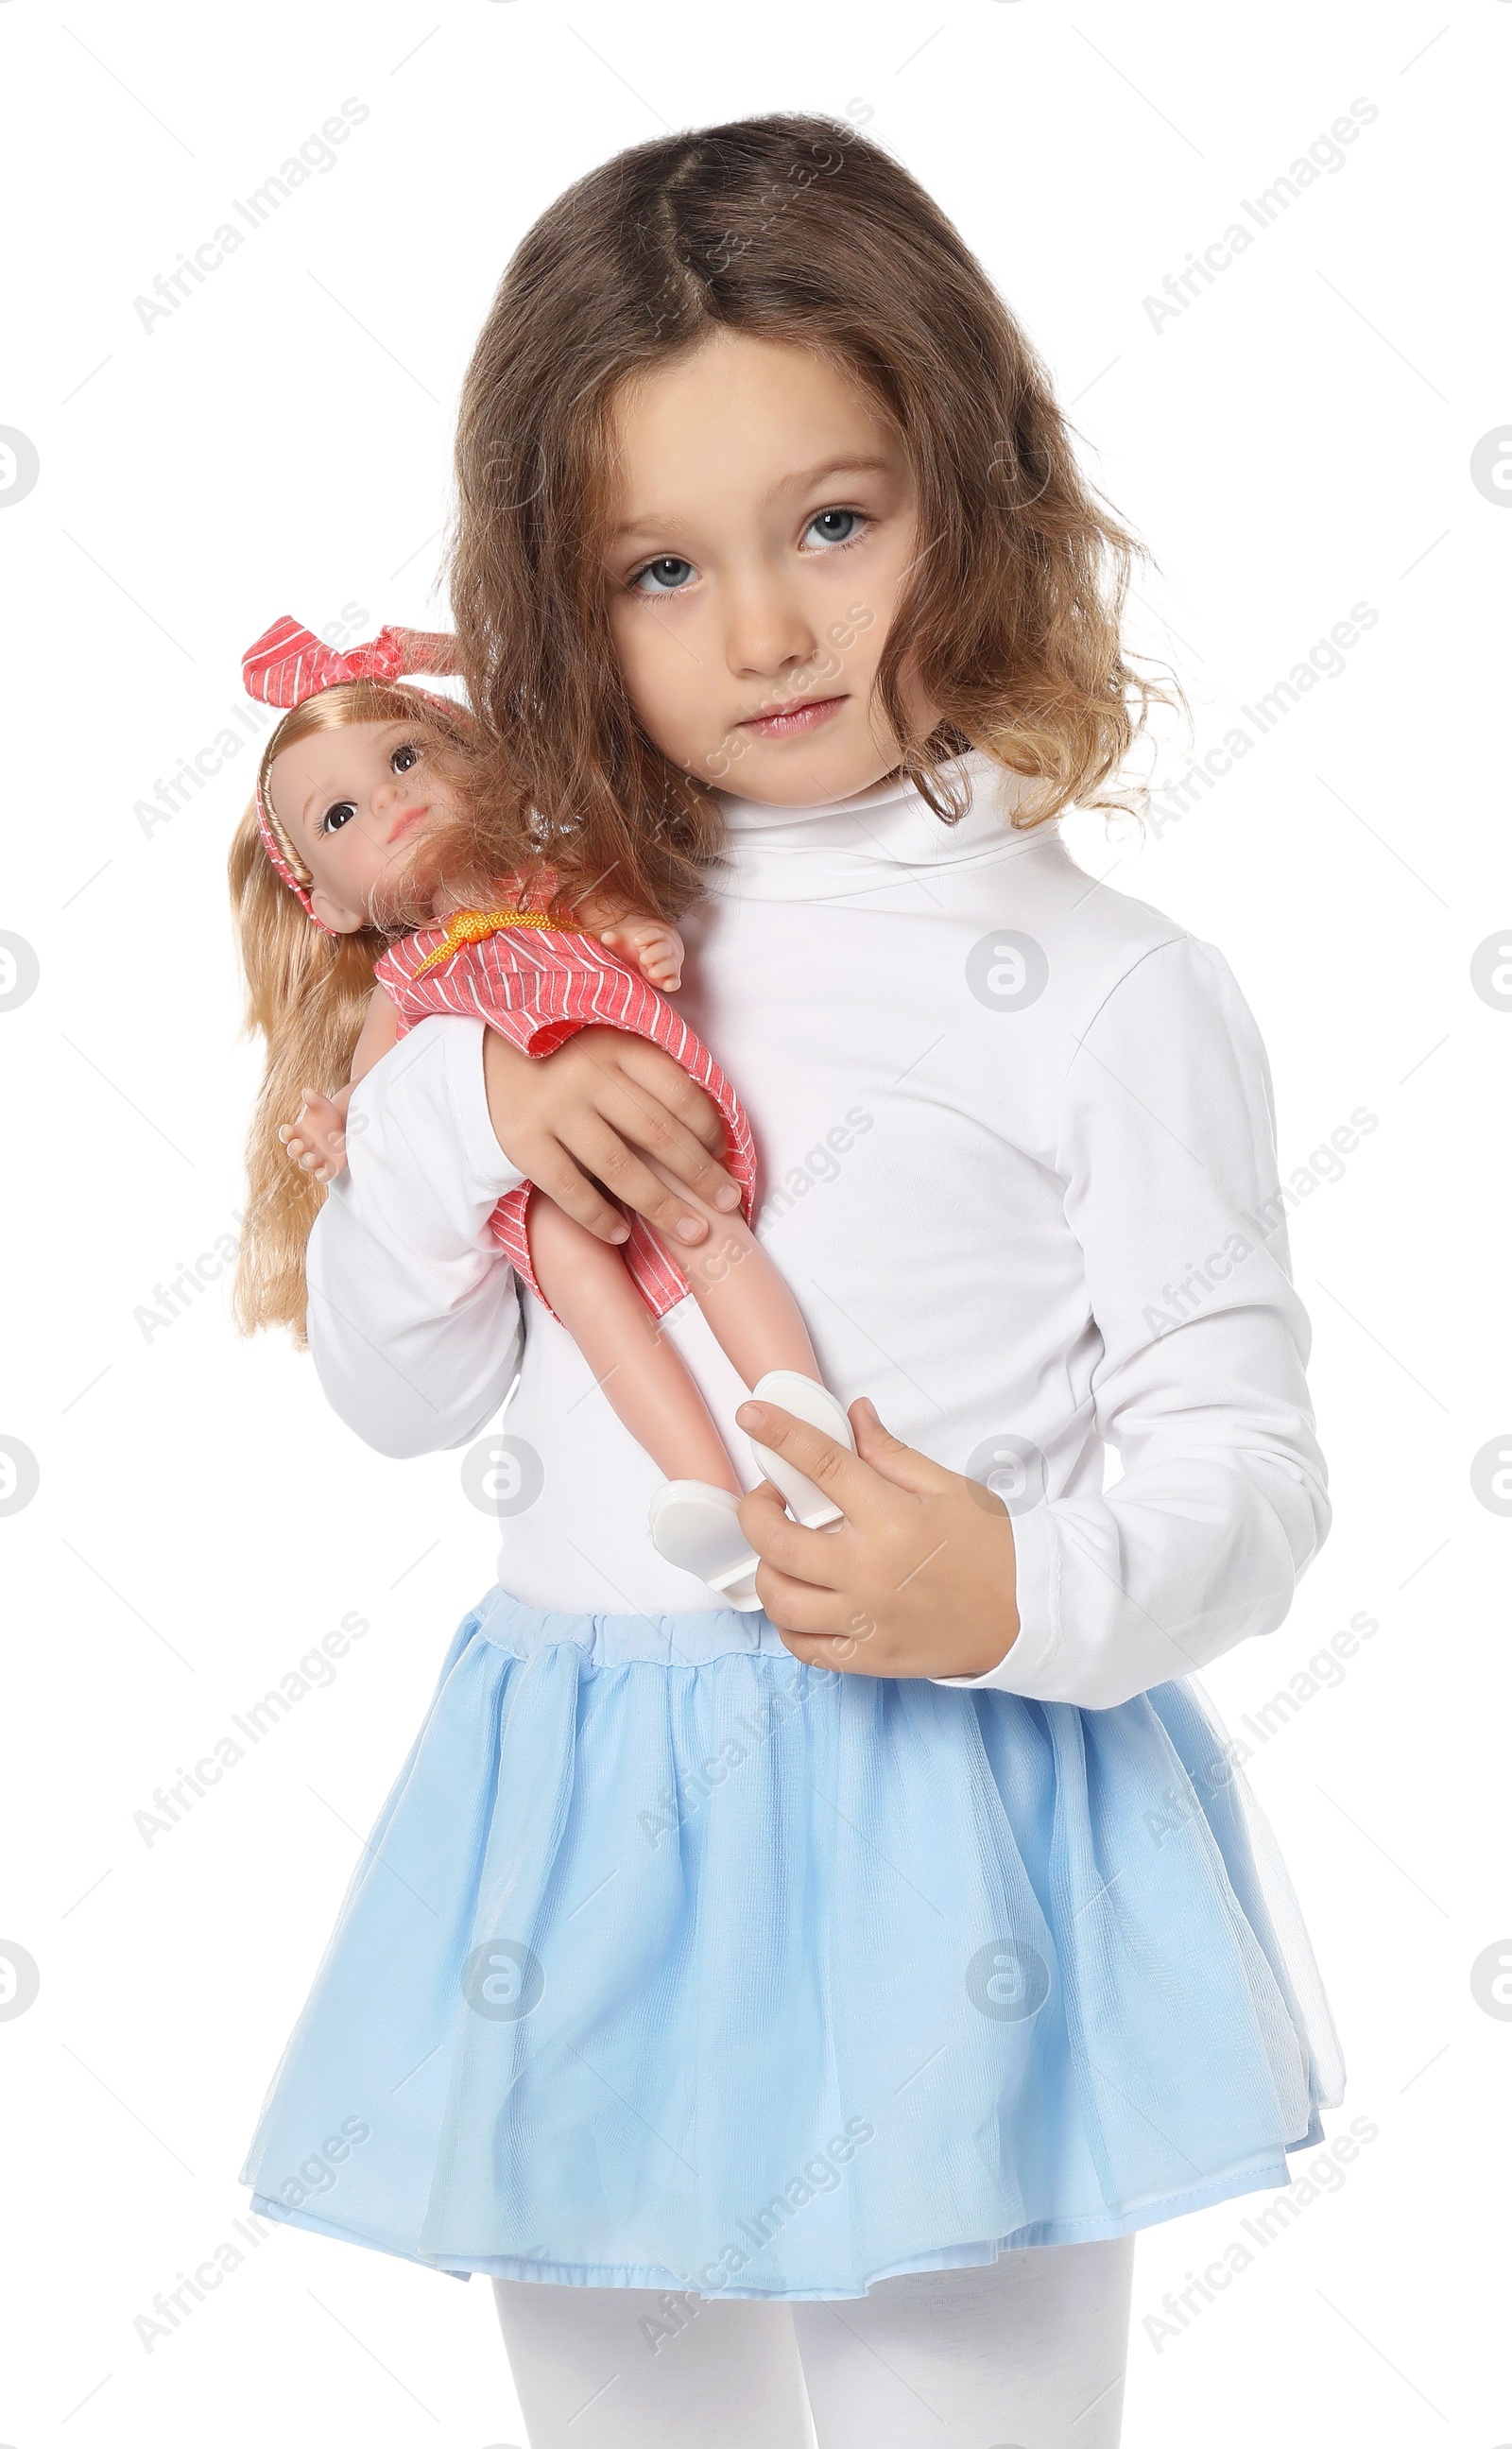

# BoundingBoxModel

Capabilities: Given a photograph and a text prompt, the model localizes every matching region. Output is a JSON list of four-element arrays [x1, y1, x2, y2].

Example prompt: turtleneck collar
[[711, 750, 1057, 904]]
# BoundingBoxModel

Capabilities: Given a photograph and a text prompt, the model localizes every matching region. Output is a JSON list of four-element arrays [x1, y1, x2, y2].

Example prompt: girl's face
[[266, 718, 457, 932], [604, 331, 940, 806]]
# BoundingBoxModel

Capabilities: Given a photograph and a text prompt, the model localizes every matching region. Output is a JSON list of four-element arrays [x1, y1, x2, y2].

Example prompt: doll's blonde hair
[[229, 679, 474, 1343]]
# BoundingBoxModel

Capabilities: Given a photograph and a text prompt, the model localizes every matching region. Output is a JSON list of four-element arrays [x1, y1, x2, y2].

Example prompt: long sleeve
[[305, 1015, 527, 1458], [940, 936, 1330, 1711]]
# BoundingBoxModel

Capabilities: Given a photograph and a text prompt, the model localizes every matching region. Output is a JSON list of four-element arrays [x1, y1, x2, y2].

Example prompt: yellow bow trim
[[413, 905, 559, 974]]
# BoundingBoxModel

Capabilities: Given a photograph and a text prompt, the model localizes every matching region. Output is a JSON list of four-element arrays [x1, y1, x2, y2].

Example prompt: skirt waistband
[[470, 1585, 802, 1668]]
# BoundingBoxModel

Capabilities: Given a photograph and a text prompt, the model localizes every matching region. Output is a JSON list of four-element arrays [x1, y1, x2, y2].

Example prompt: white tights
[[492, 2236, 1134, 2447]]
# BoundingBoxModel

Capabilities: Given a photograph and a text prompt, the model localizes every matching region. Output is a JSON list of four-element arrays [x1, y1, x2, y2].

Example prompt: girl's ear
[[309, 887, 369, 935]]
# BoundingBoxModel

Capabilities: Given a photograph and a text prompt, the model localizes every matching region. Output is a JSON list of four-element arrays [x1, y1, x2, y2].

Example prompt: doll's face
[[603, 331, 941, 806], [266, 718, 458, 932]]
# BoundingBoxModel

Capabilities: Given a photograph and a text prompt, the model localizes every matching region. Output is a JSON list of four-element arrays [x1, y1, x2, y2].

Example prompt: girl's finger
[[601, 1092, 741, 1211], [564, 1115, 713, 1246], [736, 1483, 849, 1586], [597, 1038, 743, 1195], [776, 1627, 876, 1674], [848, 1398, 955, 1496], [734, 1401, 882, 1526], [610, 1035, 727, 1143], [595, 1067, 742, 1209], [518, 1144, 631, 1245], [750, 1561, 860, 1638]]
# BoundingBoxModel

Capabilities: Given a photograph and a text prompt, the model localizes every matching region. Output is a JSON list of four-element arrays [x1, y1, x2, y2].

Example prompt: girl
[[232, 613, 859, 1605], [237, 115, 1342, 2449]]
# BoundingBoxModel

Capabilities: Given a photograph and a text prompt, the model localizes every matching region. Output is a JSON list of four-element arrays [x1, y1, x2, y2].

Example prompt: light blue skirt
[[240, 1588, 1344, 2299]]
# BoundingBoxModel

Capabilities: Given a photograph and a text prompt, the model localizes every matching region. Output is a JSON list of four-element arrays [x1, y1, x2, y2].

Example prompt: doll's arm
[[282, 989, 399, 1183], [351, 986, 401, 1081]]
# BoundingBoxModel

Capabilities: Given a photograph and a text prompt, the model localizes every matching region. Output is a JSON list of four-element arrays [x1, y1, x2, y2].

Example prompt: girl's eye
[[390, 741, 422, 774], [804, 507, 867, 549], [630, 555, 696, 595], [321, 802, 357, 835]]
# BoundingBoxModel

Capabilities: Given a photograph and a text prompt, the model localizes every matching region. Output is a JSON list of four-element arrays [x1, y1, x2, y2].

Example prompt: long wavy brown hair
[[229, 679, 476, 1341], [446, 111, 1168, 920]]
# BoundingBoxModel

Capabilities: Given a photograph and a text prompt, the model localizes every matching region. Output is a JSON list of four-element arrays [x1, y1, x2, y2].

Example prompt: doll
[[232, 613, 854, 1604]]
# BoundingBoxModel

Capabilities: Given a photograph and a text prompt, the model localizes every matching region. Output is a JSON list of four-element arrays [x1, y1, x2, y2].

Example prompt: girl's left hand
[[734, 1395, 1021, 1680]]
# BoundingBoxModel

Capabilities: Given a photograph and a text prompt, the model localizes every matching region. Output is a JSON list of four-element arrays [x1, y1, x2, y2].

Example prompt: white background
[[0, 1, 1505, 2441]]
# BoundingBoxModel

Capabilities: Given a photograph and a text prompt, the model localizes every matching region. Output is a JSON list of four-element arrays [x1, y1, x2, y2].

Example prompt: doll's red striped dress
[[374, 909, 758, 1321]]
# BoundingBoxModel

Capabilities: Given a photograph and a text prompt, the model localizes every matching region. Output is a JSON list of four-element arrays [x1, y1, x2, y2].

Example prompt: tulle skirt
[[239, 1588, 1343, 2298]]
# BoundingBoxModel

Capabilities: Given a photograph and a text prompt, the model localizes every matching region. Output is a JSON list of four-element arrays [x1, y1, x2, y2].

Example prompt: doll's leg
[[642, 1164, 820, 1386], [643, 1163, 854, 1527], [526, 1195, 741, 1492], [528, 1196, 765, 1606]]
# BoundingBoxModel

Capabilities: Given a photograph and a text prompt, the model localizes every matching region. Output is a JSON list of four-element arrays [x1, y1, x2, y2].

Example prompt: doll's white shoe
[[747, 1371, 855, 1529], [647, 1480, 764, 1611]]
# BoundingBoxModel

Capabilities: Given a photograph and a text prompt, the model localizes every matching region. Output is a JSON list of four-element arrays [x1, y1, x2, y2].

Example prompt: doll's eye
[[803, 507, 867, 548], [321, 801, 357, 834], [391, 741, 423, 774], [630, 555, 696, 595]]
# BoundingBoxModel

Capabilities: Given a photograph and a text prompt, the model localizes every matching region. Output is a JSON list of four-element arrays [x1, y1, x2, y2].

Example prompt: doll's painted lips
[[736, 695, 846, 740], [387, 807, 430, 845]]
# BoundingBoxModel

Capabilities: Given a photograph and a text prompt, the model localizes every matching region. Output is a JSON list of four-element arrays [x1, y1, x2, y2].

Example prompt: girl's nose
[[723, 569, 818, 680]]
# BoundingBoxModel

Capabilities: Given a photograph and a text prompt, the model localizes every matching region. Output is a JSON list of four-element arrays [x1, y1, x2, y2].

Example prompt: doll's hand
[[733, 1396, 1021, 1681], [595, 917, 684, 992], [279, 1085, 353, 1185]]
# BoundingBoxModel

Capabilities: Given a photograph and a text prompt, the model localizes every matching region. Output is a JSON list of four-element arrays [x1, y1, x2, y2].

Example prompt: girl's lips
[[735, 694, 847, 741]]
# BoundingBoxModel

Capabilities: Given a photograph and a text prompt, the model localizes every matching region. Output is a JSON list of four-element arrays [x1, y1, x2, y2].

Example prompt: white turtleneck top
[[305, 752, 1328, 1710]]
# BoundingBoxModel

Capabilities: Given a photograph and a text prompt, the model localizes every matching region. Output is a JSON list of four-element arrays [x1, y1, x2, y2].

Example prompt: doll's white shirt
[[304, 751, 1329, 1710]]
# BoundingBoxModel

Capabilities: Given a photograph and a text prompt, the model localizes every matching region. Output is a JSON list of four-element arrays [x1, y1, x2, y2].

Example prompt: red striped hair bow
[[242, 613, 459, 709], [241, 613, 462, 929]]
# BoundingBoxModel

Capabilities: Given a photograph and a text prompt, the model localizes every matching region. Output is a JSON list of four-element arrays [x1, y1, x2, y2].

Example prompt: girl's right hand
[[482, 1025, 741, 1248]]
